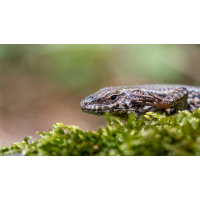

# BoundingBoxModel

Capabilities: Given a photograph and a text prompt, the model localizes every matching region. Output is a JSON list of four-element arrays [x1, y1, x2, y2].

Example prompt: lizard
[[80, 84, 200, 119]]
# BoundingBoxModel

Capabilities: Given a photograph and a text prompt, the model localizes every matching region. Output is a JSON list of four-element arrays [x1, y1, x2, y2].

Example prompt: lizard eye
[[110, 95, 118, 101]]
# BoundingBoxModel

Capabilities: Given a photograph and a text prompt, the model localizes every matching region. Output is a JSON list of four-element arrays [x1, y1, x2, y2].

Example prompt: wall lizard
[[80, 84, 200, 118]]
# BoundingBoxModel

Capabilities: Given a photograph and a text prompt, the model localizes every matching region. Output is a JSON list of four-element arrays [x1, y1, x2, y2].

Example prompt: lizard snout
[[80, 95, 94, 109]]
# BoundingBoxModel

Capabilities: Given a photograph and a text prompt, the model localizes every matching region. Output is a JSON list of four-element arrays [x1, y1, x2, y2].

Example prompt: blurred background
[[0, 44, 200, 145]]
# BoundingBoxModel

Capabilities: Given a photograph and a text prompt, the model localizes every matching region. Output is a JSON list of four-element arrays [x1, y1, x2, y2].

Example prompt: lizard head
[[80, 86, 142, 116]]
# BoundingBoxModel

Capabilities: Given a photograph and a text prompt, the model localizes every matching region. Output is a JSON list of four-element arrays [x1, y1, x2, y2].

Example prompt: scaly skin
[[80, 84, 200, 118]]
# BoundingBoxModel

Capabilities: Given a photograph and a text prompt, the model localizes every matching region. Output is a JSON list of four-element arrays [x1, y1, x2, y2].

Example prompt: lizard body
[[80, 84, 200, 118]]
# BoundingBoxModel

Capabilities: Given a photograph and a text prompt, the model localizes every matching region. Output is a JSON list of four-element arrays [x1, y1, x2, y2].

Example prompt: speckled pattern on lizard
[[80, 84, 200, 118]]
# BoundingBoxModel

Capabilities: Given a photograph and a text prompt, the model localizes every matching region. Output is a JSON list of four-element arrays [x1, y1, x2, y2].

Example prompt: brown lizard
[[80, 84, 200, 118]]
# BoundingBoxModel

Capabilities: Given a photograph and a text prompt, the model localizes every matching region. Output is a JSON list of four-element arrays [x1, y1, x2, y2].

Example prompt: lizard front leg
[[147, 87, 188, 111], [134, 102, 157, 115], [131, 87, 189, 114]]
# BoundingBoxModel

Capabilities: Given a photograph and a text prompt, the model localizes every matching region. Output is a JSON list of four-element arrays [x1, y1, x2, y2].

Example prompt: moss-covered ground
[[1, 109, 200, 156]]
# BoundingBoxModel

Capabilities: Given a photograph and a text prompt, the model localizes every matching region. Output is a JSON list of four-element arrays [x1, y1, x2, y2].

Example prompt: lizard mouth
[[81, 106, 137, 116], [80, 99, 140, 116], [80, 101, 105, 115]]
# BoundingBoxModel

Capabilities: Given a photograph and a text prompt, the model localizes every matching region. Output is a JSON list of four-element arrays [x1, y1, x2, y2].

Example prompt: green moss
[[1, 109, 200, 156]]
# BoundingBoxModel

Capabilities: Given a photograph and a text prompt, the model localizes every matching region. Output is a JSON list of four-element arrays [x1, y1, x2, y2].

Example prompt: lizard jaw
[[81, 107, 104, 116], [80, 97, 139, 116], [80, 102, 138, 116], [80, 99, 105, 115]]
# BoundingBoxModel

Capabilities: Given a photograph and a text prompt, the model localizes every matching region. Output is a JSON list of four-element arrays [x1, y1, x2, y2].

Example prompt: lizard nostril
[[80, 95, 94, 108], [85, 95, 93, 102]]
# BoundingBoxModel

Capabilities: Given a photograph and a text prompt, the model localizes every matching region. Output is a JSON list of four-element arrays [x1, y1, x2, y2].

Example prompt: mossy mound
[[1, 109, 200, 156]]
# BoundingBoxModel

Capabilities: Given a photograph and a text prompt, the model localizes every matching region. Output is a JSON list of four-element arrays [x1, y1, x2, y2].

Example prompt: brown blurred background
[[0, 44, 200, 146]]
